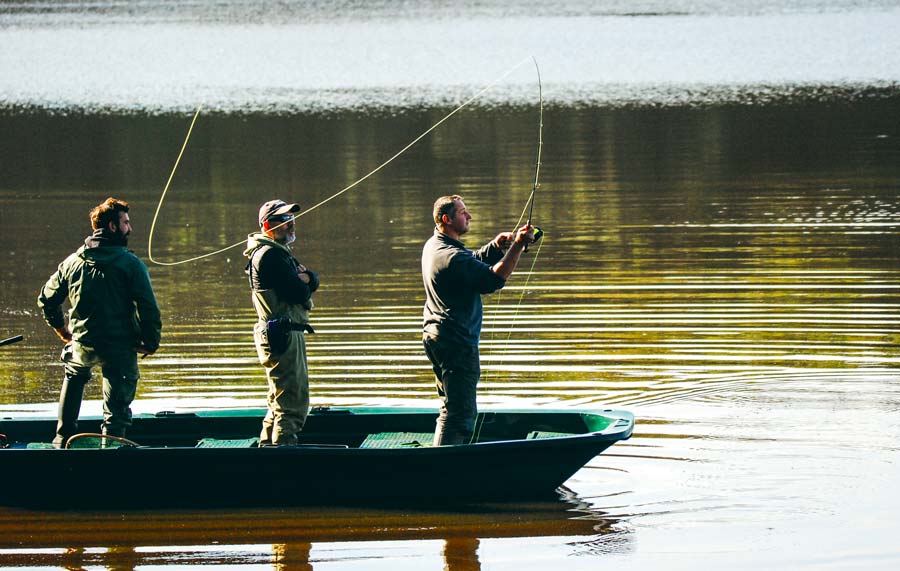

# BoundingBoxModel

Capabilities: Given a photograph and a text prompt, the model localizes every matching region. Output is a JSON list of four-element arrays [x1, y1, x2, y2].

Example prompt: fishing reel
[[525, 226, 543, 252]]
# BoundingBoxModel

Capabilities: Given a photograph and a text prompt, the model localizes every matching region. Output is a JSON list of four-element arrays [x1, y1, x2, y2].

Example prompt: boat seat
[[196, 437, 260, 448], [526, 431, 575, 439], [359, 432, 433, 449]]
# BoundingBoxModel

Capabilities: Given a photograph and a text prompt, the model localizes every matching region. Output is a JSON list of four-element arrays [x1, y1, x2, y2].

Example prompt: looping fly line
[[147, 56, 540, 266], [485, 56, 545, 368]]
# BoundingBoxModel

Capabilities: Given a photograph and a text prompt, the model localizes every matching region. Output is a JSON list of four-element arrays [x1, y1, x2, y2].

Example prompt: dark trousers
[[54, 341, 139, 447], [423, 335, 480, 446]]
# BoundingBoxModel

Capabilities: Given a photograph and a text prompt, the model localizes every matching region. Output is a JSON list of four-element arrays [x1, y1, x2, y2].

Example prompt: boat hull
[[0, 407, 633, 508]]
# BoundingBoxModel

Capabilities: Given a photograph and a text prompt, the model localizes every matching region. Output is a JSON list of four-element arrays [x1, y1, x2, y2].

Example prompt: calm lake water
[[2, 1, 900, 570]]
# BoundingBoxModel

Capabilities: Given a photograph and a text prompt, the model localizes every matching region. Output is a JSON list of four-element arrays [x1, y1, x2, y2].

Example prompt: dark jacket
[[243, 233, 319, 309], [421, 230, 506, 346], [38, 231, 162, 352]]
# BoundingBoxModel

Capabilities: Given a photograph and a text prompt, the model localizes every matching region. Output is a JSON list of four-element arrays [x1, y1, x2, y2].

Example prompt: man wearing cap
[[244, 199, 319, 447], [37, 197, 162, 448]]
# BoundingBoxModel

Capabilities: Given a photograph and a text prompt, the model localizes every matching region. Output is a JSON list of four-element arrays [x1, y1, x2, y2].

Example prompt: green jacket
[[38, 236, 162, 352]]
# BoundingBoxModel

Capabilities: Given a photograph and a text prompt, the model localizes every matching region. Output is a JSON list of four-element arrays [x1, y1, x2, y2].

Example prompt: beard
[[100, 226, 129, 246], [112, 228, 129, 246], [283, 231, 296, 246]]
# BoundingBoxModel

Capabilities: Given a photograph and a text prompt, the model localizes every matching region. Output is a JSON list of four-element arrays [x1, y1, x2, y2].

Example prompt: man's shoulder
[[254, 244, 294, 274], [254, 243, 290, 263], [61, 248, 84, 265], [118, 248, 148, 267], [423, 234, 467, 263], [425, 232, 467, 252], [102, 248, 151, 277], [55, 246, 89, 272]]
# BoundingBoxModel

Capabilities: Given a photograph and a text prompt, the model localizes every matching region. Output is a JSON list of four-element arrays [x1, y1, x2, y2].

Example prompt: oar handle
[[0, 335, 24, 348]]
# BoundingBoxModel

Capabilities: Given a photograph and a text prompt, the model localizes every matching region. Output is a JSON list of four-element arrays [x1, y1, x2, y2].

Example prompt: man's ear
[[106, 220, 118, 233], [262, 220, 271, 232], [441, 214, 450, 225]]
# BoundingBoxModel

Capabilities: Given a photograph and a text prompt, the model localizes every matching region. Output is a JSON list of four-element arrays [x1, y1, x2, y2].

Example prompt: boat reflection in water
[[0, 494, 629, 569]]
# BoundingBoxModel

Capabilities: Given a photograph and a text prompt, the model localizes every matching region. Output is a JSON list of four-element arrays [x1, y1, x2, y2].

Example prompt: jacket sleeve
[[37, 263, 69, 330], [132, 260, 162, 353], [258, 249, 314, 306], [452, 250, 506, 295], [304, 269, 320, 293], [472, 241, 506, 266]]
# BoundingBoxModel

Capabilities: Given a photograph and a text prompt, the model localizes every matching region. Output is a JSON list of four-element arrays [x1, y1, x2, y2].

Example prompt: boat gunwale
[[0, 407, 634, 451]]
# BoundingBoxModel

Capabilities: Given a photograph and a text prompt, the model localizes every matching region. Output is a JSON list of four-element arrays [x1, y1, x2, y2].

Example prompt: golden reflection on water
[[2, 101, 900, 416], [0, 502, 622, 569], [9, 282, 899, 410]]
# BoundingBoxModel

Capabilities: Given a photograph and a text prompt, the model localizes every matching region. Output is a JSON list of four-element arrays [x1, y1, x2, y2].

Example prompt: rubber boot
[[432, 421, 443, 447], [101, 425, 125, 448], [432, 411, 474, 446], [434, 426, 470, 446], [432, 420, 472, 446], [259, 419, 274, 447], [52, 380, 86, 449]]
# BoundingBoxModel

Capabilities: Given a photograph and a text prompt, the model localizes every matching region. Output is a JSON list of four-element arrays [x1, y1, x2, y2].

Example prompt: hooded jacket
[[38, 231, 162, 352]]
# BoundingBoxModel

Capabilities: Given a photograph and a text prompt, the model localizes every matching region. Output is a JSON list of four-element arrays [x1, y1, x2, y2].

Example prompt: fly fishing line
[[147, 57, 539, 266], [484, 56, 545, 384]]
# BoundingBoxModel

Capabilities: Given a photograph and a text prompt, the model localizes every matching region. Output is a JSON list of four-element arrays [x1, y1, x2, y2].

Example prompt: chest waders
[[250, 266, 314, 447]]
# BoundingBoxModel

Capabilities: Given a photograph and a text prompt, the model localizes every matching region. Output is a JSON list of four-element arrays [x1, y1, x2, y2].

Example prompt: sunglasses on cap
[[266, 214, 294, 223]]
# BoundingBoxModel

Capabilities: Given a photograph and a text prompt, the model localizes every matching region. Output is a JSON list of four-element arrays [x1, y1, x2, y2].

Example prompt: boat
[[0, 406, 633, 508]]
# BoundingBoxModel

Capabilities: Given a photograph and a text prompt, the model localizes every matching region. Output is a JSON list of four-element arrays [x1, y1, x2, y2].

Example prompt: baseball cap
[[258, 199, 300, 227]]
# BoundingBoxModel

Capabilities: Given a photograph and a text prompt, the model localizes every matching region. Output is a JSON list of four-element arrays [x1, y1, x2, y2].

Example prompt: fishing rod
[[482, 57, 547, 384], [0, 335, 24, 348], [527, 55, 543, 242]]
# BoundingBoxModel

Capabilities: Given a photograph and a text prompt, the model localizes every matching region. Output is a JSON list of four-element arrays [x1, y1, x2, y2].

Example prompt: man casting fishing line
[[421, 196, 541, 446]]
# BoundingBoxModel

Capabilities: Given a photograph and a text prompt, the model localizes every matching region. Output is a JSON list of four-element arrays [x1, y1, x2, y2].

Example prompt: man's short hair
[[90, 197, 129, 230], [433, 195, 463, 226]]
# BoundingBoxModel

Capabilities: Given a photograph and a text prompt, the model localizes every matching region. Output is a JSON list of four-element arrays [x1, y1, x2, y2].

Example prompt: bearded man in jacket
[[244, 200, 319, 447], [38, 197, 161, 448]]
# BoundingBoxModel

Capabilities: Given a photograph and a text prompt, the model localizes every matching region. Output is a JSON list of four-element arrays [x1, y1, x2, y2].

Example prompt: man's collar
[[434, 228, 464, 246]]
